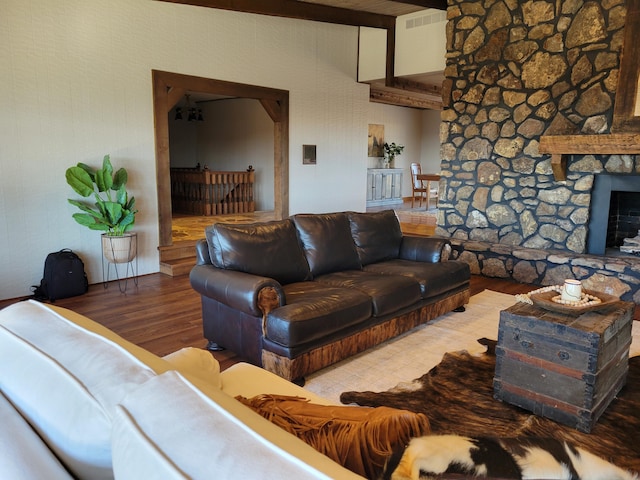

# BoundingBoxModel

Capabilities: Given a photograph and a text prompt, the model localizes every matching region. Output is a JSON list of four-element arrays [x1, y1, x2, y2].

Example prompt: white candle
[[561, 279, 582, 302]]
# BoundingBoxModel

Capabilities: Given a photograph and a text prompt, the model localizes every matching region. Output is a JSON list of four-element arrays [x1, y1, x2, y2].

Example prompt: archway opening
[[152, 70, 289, 247]]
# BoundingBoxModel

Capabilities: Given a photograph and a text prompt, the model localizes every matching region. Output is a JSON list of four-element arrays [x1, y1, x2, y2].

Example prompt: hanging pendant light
[[187, 105, 197, 122], [174, 94, 204, 122]]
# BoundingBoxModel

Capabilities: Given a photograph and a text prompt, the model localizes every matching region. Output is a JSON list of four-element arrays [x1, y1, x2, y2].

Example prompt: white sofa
[[0, 300, 363, 479]]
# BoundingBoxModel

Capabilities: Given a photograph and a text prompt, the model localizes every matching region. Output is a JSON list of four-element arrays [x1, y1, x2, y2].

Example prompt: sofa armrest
[[190, 265, 285, 318], [399, 235, 451, 263], [195, 238, 211, 265]]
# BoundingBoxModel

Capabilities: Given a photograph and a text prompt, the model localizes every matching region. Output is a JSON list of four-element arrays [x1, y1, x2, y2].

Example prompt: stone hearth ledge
[[449, 238, 640, 304]]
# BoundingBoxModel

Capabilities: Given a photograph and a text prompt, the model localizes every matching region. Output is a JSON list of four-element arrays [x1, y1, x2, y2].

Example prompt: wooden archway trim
[[152, 70, 289, 247], [612, 0, 640, 132]]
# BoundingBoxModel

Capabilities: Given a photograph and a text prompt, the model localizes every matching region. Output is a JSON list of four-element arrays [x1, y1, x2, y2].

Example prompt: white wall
[[395, 9, 447, 77], [0, 0, 372, 300], [358, 27, 387, 81], [420, 109, 442, 173], [365, 105, 442, 199], [359, 9, 447, 82], [197, 99, 274, 211], [168, 112, 199, 168], [169, 99, 275, 210]]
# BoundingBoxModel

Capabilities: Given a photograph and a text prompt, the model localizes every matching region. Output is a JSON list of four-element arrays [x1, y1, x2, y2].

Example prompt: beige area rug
[[304, 289, 640, 405]]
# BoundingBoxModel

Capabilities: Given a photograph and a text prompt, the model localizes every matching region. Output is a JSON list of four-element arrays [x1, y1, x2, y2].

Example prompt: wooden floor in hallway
[[170, 200, 437, 243]]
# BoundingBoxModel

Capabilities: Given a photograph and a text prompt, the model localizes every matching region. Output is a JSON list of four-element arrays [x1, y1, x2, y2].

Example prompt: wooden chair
[[410, 163, 428, 208], [410, 163, 440, 209]]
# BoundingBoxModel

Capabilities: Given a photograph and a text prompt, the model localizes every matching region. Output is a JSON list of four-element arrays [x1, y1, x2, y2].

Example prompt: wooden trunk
[[494, 301, 633, 433]]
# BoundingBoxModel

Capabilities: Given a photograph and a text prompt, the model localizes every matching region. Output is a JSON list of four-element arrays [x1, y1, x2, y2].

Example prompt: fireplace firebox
[[588, 174, 640, 255]]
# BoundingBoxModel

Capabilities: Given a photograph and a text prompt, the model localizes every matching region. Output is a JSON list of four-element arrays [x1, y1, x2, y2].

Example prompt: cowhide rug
[[340, 338, 640, 474]]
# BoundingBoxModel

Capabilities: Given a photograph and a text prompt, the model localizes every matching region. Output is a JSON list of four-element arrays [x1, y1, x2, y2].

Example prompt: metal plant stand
[[101, 233, 139, 293]]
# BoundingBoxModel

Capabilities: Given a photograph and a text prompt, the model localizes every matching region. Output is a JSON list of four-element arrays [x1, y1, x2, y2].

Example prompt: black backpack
[[32, 249, 89, 302]]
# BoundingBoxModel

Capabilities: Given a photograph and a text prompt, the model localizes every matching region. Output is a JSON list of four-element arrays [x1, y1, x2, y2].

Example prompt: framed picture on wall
[[368, 124, 384, 157], [303, 144, 317, 164]]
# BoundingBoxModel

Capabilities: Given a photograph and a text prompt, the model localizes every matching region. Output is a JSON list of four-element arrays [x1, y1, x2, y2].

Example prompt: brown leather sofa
[[190, 210, 471, 382]]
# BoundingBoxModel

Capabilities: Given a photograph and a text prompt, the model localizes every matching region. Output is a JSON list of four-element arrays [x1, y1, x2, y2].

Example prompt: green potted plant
[[383, 142, 405, 168], [66, 154, 138, 264]]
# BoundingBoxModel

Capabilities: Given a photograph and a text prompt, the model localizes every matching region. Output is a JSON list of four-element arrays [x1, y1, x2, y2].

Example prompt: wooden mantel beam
[[539, 133, 640, 181], [539, 133, 640, 155], [156, 0, 396, 29]]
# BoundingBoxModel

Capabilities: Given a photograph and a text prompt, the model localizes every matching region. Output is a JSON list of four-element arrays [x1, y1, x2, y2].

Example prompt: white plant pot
[[102, 233, 137, 264]]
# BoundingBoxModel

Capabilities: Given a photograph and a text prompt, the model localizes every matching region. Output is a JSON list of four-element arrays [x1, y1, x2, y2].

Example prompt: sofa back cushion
[[112, 371, 362, 480], [348, 210, 403, 265], [0, 391, 74, 479], [0, 300, 160, 480], [292, 213, 361, 277], [206, 219, 311, 285]]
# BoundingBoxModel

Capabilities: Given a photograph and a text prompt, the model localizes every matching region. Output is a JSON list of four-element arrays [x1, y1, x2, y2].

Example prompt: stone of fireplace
[[438, 1, 626, 256], [449, 237, 640, 303], [620, 231, 640, 255], [436, 1, 640, 303]]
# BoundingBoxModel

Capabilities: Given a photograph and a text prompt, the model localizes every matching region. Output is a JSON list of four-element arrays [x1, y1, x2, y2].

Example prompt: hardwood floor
[[170, 200, 438, 243], [0, 273, 535, 372], [162, 202, 437, 275]]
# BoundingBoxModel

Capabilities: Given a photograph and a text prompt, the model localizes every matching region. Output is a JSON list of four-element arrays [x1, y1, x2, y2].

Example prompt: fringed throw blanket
[[340, 339, 640, 474], [236, 394, 431, 479]]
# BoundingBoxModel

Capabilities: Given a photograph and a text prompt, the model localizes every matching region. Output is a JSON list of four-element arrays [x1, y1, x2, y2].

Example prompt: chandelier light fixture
[[174, 94, 204, 122]]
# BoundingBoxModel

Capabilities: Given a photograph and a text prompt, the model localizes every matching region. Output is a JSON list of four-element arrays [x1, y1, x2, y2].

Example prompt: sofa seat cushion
[[315, 271, 421, 317], [0, 391, 73, 479], [206, 219, 311, 285], [363, 260, 470, 299], [292, 213, 361, 277], [265, 282, 372, 348]]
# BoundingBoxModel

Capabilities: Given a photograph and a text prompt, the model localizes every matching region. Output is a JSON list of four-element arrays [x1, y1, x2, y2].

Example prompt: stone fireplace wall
[[438, 0, 640, 302]]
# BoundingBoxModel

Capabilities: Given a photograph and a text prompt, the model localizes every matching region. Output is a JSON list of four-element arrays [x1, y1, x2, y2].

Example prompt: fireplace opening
[[607, 191, 640, 250], [587, 174, 640, 255]]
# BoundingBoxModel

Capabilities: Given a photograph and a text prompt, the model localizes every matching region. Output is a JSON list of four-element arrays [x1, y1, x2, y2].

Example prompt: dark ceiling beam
[[156, 0, 396, 29], [369, 84, 442, 110], [397, 0, 447, 10], [385, 26, 396, 86], [391, 77, 442, 96]]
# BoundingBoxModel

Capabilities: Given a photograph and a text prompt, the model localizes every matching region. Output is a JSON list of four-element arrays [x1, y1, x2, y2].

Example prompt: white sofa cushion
[[220, 362, 332, 405], [112, 370, 363, 479], [163, 347, 222, 388], [0, 300, 158, 480], [0, 391, 73, 479]]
